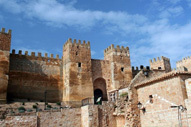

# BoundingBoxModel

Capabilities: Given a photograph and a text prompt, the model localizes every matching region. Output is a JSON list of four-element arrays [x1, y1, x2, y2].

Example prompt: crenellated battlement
[[132, 65, 150, 71], [149, 56, 171, 72], [176, 56, 191, 71], [104, 44, 129, 56], [149, 56, 170, 63], [0, 28, 12, 35], [10, 49, 62, 65], [63, 38, 90, 49], [176, 56, 191, 64]]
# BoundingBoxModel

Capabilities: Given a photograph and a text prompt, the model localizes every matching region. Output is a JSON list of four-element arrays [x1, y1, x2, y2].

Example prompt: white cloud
[[159, 6, 183, 18], [130, 21, 191, 68], [0, 0, 147, 31], [1, 0, 191, 68]]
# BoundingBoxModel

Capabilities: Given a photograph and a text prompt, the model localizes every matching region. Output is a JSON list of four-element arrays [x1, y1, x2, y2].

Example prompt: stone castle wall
[[0, 28, 11, 103], [136, 76, 190, 126], [8, 50, 63, 102], [177, 56, 191, 71], [104, 44, 132, 90], [62, 38, 94, 105], [0, 28, 134, 105], [0, 104, 122, 127], [150, 56, 171, 72]]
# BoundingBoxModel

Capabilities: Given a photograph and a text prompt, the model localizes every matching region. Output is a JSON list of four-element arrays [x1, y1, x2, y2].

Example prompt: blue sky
[[0, 0, 191, 68]]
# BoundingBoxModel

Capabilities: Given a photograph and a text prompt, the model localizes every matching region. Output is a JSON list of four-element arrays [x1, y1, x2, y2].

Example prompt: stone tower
[[150, 56, 171, 72], [176, 56, 191, 71], [62, 38, 93, 106], [0, 28, 11, 103], [104, 44, 132, 90]]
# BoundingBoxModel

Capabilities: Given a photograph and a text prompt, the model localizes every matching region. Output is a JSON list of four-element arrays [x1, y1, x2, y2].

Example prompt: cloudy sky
[[0, 0, 191, 68]]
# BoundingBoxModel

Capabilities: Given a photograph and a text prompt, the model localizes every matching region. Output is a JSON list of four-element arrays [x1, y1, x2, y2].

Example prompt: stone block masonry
[[8, 49, 63, 102], [0, 28, 11, 103]]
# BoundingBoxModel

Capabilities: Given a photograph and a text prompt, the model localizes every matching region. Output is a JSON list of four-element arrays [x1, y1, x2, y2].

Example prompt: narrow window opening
[[76, 52, 78, 56], [78, 62, 81, 67], [121, 67, 124, 72], [77, 46, 79, 49], [149, 95, 153, 103], [158, 67, 162, 70]]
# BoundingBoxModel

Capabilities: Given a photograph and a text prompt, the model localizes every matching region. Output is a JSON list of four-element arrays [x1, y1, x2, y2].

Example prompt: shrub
[[47, 105, 52, 108], [33, 105, 37, 109], [22, 102, 25, 105], [56, 102, 61, 106], [18, 107, 26, 111], [120, 92, 128, 97], [18, 107, 26, 113]]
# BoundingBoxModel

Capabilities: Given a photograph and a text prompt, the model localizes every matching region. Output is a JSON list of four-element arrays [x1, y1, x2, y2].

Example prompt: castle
[[1, 28, 191, 126]]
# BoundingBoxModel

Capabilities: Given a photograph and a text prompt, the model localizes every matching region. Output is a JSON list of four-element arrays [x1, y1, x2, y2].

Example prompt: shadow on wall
[[93, 78, 108, 104], [7, 50, 63, 103]]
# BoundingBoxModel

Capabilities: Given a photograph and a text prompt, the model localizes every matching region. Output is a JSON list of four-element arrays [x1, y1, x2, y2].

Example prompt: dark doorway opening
[[94, 89, 103, 104]]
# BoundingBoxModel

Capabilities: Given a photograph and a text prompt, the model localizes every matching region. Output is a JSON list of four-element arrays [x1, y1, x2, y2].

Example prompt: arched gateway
[[93, 78, 108, 104]]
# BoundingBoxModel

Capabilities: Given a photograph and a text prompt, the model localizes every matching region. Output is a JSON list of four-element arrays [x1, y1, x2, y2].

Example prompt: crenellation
[[45, 53, 48, 57], [10, 50, 62, 62], [83, 40, 86, 45], [150, 56, 170, 63], [157, 57, 160, 61], [132, 66, 140, 71], [1, 28, 5, 33], [50, 54, 54, 58], [78, 39, 81, 45], [12, 49, 15, 54], [18, 50, 22, 55], [64, 38, 90, 49], [176, 55, 191, 71], [56, 54, 59, 59], [38, 52, 41, 57], [87, 41, 90, 46], [150, 56, 171, 72], [73, 39, 77, 44], [3, 28, 191, 127], [0, 28, 11, 35], [25, 51, 28, 56], [31, 52, 35, 57], [104, 44, 130, 56]]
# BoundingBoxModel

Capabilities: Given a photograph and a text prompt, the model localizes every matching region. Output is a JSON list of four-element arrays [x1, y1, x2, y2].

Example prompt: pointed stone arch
[[93, 78, 108, 104]]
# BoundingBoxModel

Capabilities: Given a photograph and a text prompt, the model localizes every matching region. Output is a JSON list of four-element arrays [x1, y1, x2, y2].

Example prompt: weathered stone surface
[[0, 28, 11, 103]]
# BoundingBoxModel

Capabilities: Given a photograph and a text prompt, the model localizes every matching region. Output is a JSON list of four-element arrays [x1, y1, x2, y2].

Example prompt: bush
[[53, 107, 57, 109], [18, 107, 26, 113], [18, 107, 26, 111], [47, 105, 52, 108], [22, 102, 25, 105], [120, 92, 128, 97], [56, 102, 61, 106], [33, 105, 37, 109]]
